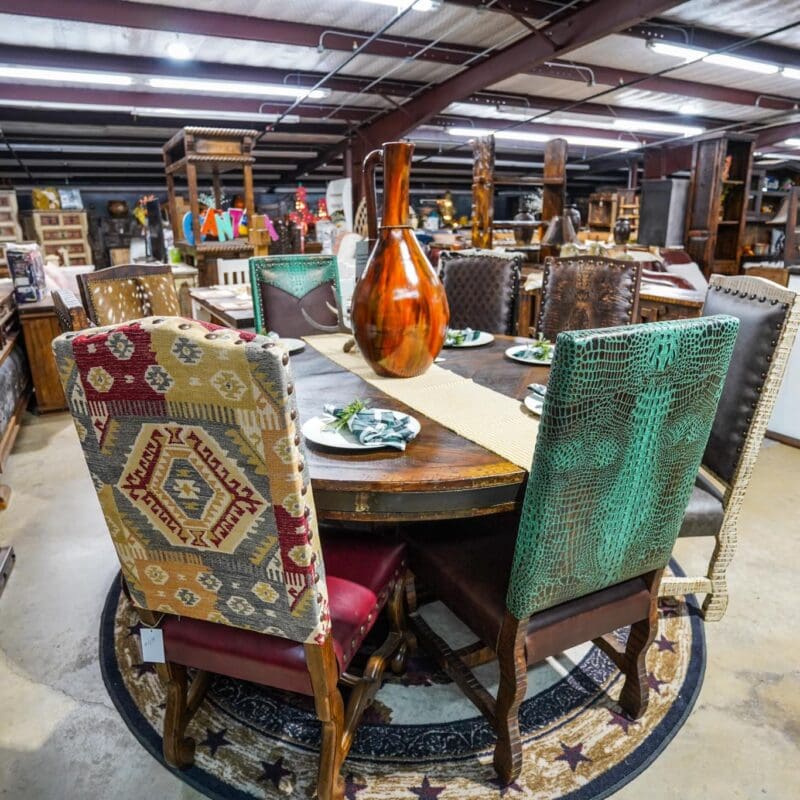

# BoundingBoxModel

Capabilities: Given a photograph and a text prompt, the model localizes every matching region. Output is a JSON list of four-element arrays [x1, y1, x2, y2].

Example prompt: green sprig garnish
[[324, 398, 369, 432]]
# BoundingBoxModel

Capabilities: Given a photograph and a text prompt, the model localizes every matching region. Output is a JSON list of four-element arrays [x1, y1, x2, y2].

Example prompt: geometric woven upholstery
[[78, 264, 180, 326], [537, 256, 642, 340], [52, 317, 330, 644], [438, 251, 521, 335], [249, 254, 341, 337], [507, 315, 739, 620], [701, 275, 795, 484]]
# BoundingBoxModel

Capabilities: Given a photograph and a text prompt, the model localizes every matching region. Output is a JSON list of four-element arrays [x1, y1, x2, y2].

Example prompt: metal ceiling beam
[[352, 0, 686, 148], [755, 121, 800, 148], [4, 0, 479, 65]]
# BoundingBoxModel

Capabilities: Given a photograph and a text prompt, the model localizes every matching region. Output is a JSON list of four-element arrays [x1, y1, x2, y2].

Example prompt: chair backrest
[[537, 256, 642, 340], [52, 317, 329, 644], [78, 264, 181, 326], [701, 274, 800, 487], [507, 315, 739, 619], [250, 254, 341, 337], [51, 288, 91, 333], [216, 258, 250, 287], [438, 251, 521, 335]]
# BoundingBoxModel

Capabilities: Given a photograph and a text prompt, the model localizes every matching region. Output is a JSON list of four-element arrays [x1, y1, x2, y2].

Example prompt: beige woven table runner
[[304, 333, 539, 470]]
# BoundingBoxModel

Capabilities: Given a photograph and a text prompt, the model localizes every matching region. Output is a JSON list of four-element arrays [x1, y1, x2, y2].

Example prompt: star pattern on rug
[[345, 773, 368, 799], [607, 708, 636, 734], [555, 741, 592, 772], [648, 673, 667, 695], [655, 635, 676, 652], [258, 756, 292, 788], [489, 776, 524, 796], [200, 727, 231, 757], [409, 776, 446, 799]]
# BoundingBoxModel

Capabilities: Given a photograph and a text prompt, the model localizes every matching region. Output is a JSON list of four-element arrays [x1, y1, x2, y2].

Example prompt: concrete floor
[[0, 412, 798, 799]]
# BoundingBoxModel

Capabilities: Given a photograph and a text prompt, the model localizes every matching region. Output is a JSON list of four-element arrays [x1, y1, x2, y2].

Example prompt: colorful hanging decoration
[[315, 198, 330, 222], [289, 185, 315, 234]]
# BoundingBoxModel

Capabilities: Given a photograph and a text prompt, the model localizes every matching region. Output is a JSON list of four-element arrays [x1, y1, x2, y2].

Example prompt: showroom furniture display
[[215, 257, 249, 286], [17, 295, 66, 413], [536, 256, 642, 339], [439, 250, 521, 335], [22, 209, 92, 266], [163, 127, 257, 286], [662, 274, 800, 620], [250, 254, 341, 337], [0, 190, 22, 277], [78, 263, 181, 326], [406, 315, 738, 784], [52, 288, 91, 333], [53, 317, 411, 799]]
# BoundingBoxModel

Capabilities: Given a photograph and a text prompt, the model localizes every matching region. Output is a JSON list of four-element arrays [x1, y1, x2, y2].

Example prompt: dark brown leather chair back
[[537, 256, 642, 340], [438, 252, 521, 335], [701, 275, 797, 484], [51, 288, 91, 333]]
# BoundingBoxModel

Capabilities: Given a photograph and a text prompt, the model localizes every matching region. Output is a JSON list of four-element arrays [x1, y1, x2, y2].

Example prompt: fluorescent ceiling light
[[703, 53, 779, 74], [784, 138, 800, 147], [783, 67, 800, 80], [647, 41, 708, 61], [167, 40, 192, 61], [147, 76, 329, 99], [0, 65, 133, 86], [133, 106, 300, 123], [447, 127, 638, 150], [613, 119, 704, 137], [358, 0, 440, 10]]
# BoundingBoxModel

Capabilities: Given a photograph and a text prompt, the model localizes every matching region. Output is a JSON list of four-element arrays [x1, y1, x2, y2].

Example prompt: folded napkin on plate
[[446, 327, 481, 345], [323, 404, 417, 450]]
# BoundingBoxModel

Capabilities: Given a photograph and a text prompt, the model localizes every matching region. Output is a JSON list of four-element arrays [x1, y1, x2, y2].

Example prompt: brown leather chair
[[536, 256, 642, 340], [51, 288, 91, 333], [438, 251, 521, 335], [78, 263, 180, 326], [662, 274, 800, 620]]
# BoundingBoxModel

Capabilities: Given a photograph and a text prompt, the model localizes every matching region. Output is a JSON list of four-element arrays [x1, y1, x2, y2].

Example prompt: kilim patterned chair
[[537, 256, 642, 340], [438, 251, 522, 335], [250, 254, 342, 338], [52, 317, 409, 800], [405, 315, 738, 785], [661, 274, 800, 620], [51, 288, 91, 333], [78, 263, 180, 326]]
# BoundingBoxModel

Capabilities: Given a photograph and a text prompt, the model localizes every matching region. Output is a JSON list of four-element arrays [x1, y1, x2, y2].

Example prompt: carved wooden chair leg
[[701, 521, 736, 622], [492, 612, 528, 785], [159, 662, 197, 769], [388, 574, 413, 674], [306, 640, 346, 800]]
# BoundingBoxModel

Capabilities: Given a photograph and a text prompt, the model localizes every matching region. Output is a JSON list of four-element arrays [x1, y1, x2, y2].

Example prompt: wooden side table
[[17, 296, 66, 413]]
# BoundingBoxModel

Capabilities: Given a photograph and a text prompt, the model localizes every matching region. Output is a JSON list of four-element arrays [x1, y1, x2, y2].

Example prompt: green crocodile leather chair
[[249, 254, 343, 338], [405, 315, 739, 785]]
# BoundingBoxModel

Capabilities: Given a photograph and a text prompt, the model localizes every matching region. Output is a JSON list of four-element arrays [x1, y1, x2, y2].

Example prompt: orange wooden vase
[[351, 142, 449, 378]]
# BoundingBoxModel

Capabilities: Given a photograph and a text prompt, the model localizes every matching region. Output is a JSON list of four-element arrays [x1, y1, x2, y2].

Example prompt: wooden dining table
[[292, 335, 548, 523]]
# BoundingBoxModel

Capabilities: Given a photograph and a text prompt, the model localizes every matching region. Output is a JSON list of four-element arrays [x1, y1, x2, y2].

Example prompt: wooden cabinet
[[17, 298, 66, 413], [685, 133, 755, 277], [22, 210, 92, 266]]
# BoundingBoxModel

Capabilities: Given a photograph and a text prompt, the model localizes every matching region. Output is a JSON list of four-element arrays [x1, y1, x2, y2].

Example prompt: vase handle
[[362, 148, 383, 242]]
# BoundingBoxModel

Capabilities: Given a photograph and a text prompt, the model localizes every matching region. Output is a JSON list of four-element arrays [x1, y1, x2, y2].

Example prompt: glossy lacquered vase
[[351, 142, 449, 378]]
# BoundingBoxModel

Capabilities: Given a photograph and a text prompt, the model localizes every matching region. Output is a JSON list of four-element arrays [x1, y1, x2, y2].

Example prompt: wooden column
[[470, 135, 495, 249], [541, 138, 568, 222]]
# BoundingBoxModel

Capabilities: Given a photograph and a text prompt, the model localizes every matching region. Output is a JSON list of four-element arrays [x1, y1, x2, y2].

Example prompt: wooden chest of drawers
[[22, 210, 92, 266]]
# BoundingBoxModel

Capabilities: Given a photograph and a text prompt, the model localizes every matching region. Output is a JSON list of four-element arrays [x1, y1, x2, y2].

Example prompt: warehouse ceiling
[[0, 0, 798, 192]]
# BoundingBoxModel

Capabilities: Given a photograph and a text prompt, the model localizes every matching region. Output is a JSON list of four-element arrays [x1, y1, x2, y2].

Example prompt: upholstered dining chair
[[438, 251, 521, 335], [53, 317, 409, 800], [51, 288, 91, 333], [78, 263, 181, 326], [536, 256, 642, 340], [405, 315, 738, 785], [662, 274, 800, 621], [250, 254, 342, 337]]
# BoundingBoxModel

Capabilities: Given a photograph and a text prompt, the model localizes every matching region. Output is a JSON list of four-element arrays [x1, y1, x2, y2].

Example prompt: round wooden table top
[[291, 335, 550, 523]]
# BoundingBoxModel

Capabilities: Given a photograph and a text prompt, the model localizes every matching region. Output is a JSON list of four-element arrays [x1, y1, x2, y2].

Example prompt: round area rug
[[100, 570, 705, 800]]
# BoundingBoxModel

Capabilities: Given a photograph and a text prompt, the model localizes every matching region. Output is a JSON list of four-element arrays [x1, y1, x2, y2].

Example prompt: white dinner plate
[[524, 395, 544, 416], [275, 338, 305, 355], [505, 344, 554, 366], [444, 330, 495, 348], [301, 411, 420, 451]]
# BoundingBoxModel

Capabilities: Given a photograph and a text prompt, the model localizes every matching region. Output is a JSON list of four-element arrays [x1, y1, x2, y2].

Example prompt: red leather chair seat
[[406, 516, 651, 658], [161, 534, 405, 696]]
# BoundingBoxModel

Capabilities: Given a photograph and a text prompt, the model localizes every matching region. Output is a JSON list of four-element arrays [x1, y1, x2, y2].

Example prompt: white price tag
[[140, 627, 165, 663]]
